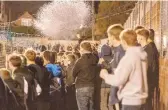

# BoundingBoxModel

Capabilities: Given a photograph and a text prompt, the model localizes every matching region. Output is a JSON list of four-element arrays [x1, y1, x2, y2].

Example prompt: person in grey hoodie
[[100, 29, 148, 110]]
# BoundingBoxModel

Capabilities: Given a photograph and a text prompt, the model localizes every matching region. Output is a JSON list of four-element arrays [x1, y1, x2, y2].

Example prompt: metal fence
[[124, 1, 165, 56], [124, 1, 168, 110]]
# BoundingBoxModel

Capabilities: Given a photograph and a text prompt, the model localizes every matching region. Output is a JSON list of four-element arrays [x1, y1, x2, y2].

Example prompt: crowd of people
[[0, 24, 159, 110]]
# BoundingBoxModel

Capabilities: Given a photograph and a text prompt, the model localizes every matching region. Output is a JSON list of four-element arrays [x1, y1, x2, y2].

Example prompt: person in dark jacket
[[7, 55, 34, 110], [73, 42, 99, 110], [148, 29, 159, 87], [35, 56, 51, 110], [136, 28, 159, 110], [0, 68, 25, 110], [98, 43, 114, 110], [64, 54, 78, 110], [25, 49, 49, 110], [103, 24, 125, 110], [43, 50, 65, 110], [0, 75, 6, 110]]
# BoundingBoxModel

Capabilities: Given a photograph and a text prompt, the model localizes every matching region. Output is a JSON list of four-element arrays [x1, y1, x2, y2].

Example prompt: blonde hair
[[80, 41, 92, 52], [24, 48, 36, 61], [0, 68, 11, 80], [107, 24, 124, 41], [120, 29, 137, 46]]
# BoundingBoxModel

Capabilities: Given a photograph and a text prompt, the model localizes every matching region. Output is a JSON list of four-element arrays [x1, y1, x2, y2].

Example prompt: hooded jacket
[[73, 53, 99, 89], [4, 67, 33, 109], [1, 77, 23, 110], [104, 47, 148, 105], [6, 67, 33, 98]]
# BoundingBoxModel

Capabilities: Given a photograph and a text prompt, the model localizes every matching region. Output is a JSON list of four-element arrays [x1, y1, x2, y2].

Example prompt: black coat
[[0, 78, 6, 110], [4, 67, 33, 110], [73, 53, 99, 89], [65, 63, 75, 86], [144, 42, 159, 90], [1, 77, 25, 110]]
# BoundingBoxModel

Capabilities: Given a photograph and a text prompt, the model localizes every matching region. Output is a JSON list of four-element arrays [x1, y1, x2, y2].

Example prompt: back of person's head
[[80, 41, 92, 52], [120, 29, 137, 46], [136, 28, 150, 40], [134, 26, 145, 31], [107, 24, 124, 41], [52, 44, 60, 52], [18, 47, 24, 54], [50, 52, 56, 64], [67, 54, 76, 63], [0, 68, 11, 80], [149, 29, 155, 41], [25, 49, 36, 61], [67, 46, 73, 51], [43, 50, 50, 61], [8, 54, 22, 67], [35, 56, 44, 66], [40, 45, 47, 52]]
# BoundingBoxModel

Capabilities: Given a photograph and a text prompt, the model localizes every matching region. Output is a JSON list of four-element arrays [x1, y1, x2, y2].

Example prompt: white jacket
[[104, 46, 148, 105]]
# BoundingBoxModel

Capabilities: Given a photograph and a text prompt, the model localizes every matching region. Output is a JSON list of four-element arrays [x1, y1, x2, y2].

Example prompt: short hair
[[40, 45, 47, 52], [149, 29, 155, 41], [43, 51, 50, 61], [18, 47, 24, 54], [67, 46, 73, 51], [50, 52, 56, 64], [80, 42, 92, 52], [25, 49, 36, 61], [107, 24, 124, 41], [120, 29, 137, 46], [0, 68, 11, 79], [35, 56, 44, 66], [9, 55, 22, 67], [67, 54, 76, 62], [136, 29, 150, 40], [134, 26, 145, 31]]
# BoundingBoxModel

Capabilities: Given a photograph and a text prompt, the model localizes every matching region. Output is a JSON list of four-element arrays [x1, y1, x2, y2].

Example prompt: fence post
[[160, 1, 163, 57]]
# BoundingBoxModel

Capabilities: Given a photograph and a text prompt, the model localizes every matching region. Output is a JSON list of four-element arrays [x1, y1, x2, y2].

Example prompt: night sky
[[5, 1, 100, 21]]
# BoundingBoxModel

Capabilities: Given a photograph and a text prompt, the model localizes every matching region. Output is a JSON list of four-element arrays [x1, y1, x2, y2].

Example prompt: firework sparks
[[34, 1, 91, 39]]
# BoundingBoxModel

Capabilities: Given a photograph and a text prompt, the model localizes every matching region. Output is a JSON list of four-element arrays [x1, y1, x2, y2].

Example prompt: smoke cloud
[[34, 1, 91, 40]]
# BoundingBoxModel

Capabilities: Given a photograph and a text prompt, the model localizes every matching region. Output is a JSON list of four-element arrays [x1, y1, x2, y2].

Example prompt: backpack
[[1, 78, 23, 110], [47, 64, 66, 97], [26, 64, 42, 101]]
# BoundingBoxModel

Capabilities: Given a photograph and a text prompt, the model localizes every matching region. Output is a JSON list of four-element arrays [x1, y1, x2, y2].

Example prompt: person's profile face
[[120, 39, 127, 50], [108, 35, 115, 47], [137, 34, 142, 44]]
